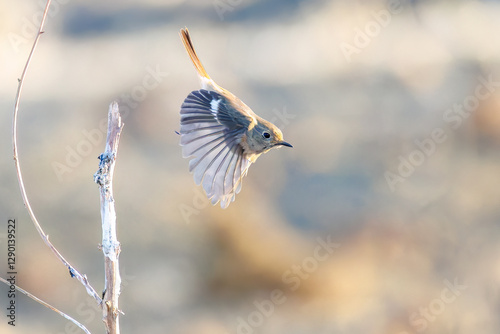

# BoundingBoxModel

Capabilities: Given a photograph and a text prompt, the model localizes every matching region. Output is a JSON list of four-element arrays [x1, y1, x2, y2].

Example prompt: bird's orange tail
[[180, 28, 211, 80]]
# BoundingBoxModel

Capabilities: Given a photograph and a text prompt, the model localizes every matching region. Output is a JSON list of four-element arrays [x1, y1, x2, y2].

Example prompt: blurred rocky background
[[1, 0, 500, 333]]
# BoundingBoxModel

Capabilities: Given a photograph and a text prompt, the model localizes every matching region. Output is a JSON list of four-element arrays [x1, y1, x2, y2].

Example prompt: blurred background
[[2, 0, 500, 333]]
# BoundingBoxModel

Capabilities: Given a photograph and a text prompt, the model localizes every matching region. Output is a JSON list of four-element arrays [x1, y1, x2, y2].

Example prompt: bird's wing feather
[[180, 89, 253, 208]]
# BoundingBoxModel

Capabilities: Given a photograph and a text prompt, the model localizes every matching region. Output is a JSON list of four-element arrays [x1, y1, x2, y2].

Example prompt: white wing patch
[[210, 98, 221, 119], [180, 90, 253, 208]]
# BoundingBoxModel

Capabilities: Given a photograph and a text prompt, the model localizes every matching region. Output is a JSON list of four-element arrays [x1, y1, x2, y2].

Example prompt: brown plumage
[[178, 28, 292, 208]]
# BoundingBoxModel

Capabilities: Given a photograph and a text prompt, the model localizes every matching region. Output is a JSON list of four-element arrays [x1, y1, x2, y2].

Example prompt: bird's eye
[[262, 132, 271, 139]]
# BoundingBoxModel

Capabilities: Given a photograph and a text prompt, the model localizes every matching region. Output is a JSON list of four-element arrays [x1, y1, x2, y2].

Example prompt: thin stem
[[12, 0, 102, 305], [0, 276, 91, 334]]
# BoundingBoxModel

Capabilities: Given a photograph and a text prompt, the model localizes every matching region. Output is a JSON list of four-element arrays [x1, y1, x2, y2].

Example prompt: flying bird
[[178, 28, 292, 208]]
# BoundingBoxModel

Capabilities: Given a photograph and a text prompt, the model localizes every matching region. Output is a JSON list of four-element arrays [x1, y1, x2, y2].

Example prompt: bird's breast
[[239, 132, 251, 152], [239, 133, 262, 163]]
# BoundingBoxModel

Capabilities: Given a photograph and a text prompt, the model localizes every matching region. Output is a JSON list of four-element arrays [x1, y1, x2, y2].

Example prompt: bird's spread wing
[[180, 89, 253, 208]]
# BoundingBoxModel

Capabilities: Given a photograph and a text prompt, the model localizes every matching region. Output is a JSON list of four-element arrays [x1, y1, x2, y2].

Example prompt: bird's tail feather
[[180, 28, 211, 81]]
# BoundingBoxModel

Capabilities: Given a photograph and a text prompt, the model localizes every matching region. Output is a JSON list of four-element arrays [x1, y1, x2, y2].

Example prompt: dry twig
[[0, 277, 91, 334], [12, 0, 102, 305], [94, 102, 124, 334]]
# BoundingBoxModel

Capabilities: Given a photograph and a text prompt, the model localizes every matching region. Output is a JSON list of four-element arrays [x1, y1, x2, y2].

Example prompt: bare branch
[[94, 102, 124, 334], [0, 276, 92, 334], [12, 0, 102, 305]]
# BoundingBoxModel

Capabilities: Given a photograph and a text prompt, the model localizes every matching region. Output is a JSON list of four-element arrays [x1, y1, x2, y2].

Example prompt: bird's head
[[245, 118, 293, 154]]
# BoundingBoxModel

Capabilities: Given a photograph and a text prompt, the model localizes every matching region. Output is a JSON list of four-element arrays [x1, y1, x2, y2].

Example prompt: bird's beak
[[276, 141, 293, 148]]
